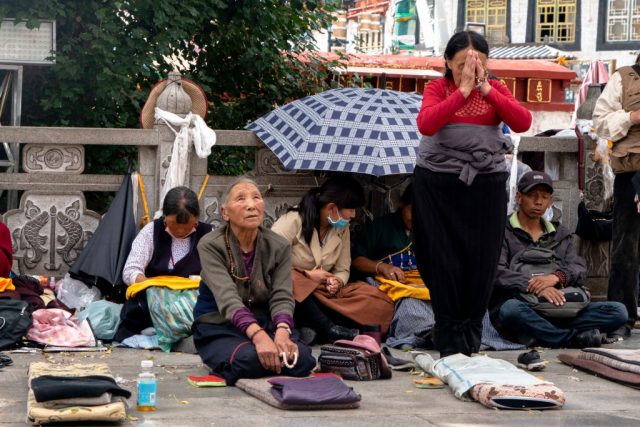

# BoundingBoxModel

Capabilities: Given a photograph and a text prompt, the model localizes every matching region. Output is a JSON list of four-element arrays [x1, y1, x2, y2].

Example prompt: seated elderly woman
[[272, 175, 394, 344], [114, 186, 213, 342], [192, 177, 315, 385]]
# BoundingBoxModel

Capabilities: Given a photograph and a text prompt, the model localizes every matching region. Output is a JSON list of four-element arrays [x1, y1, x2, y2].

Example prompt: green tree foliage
[[0, 0, 343, 176]]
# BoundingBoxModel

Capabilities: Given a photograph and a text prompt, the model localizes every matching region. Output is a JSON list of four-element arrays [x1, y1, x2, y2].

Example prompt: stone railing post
[[576, 84, 611, 299], [141, 70, 195, 215]]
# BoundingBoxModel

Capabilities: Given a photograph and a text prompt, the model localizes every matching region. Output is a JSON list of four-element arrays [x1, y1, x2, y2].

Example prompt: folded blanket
[[268, 376, 361, 406], [579, 348, 640, 374], [42, 393, 112, 409], [470, 383, 565, 410], [414, 353, 551, 401], [558, 352, 640, 389], [27, 362, 127, 425], [31, 375, 131, 402], [236, 377, 361, 410]]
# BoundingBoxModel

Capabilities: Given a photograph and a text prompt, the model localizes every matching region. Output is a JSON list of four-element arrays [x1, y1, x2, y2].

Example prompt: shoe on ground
[[0, 354, 12, 366], [327, 324, 359, 342], [570, 329, 602, 348], [381, 346, 415, 371], [299, 327, 317, 346], [606, 325, 631, 341], [517, 350, 546, 371]]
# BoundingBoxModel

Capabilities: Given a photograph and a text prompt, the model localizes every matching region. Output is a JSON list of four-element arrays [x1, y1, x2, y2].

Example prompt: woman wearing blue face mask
[[272, 175, 394, 344], [115, 186, 213, 342]]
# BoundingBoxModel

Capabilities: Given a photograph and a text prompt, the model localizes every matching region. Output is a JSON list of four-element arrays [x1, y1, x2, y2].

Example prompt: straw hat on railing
[[139, 74, 208, 129]]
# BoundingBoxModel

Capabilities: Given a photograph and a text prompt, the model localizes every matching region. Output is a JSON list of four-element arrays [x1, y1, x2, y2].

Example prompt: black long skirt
[[413, 166, 507, 357]]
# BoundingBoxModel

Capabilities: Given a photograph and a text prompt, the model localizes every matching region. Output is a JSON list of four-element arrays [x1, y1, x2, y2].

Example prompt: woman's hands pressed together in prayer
[[457, 50, 491, 98]]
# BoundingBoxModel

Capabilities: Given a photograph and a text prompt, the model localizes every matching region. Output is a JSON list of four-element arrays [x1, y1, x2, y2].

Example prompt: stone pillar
[[576, 84, 611, 299], [152, 71, 194, 214]]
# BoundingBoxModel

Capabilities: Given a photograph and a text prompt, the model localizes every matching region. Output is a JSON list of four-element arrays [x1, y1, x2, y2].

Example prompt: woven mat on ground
[[235, 377, 360, 410], [27, 362, 127, 425], [578, 348, 640, 374], [558, 352, 640, 389], [470, 383, 565, 410]]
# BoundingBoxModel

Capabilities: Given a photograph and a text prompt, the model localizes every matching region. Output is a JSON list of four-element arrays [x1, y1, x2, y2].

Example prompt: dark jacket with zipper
[[490, 216, 587, 322]]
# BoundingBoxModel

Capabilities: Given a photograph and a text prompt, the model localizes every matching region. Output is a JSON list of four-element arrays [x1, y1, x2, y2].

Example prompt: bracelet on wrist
[[248, 327, 264, 341], [276, 325, 292, 335], [375, 261, 383, 275]]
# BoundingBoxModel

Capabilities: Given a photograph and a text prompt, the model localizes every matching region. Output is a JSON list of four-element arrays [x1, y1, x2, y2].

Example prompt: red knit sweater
[[416, 78, 532, 136]]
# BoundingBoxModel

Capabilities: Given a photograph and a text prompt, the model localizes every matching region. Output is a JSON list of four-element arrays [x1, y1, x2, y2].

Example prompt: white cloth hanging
[[154, 107, 216, 217]]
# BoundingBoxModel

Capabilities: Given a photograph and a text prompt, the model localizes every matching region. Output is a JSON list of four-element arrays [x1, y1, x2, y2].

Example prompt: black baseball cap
[[517, 171, 554, 194]]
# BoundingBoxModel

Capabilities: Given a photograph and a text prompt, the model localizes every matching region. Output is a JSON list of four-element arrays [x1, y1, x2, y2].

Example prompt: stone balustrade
[[0, 126, 608, 297]]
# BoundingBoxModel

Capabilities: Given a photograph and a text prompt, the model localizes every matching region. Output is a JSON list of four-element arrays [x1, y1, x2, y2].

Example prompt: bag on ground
[[0, 299, 32, 350]]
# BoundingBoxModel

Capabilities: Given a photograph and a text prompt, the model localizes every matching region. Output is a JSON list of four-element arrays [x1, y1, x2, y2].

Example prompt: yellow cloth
[[126, 275, 200, 299], [0, 277, 14, 292], [376, 270, 430, 302]]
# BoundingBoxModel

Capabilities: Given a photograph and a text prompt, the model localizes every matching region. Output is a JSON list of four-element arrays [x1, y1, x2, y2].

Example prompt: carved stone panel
[[578, 134, 611, 299], [3, 191, 101, 275], [255, 148, 298, 175], [23, 144, 84, 173]]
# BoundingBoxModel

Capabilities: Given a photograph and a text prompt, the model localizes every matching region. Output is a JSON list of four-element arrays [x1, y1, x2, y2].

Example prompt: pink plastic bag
[[26, 309, 96, 347]]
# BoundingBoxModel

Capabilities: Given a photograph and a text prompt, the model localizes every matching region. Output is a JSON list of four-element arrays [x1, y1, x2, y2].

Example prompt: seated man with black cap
[[490, 171, 627, 348]]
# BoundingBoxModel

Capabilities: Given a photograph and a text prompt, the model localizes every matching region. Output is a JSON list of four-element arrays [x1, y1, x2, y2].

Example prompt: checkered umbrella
[[246, 88, 422, 177]]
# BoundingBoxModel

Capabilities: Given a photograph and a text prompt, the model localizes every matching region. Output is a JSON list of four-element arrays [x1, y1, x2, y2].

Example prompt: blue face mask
[[327, 212, 350, 228]]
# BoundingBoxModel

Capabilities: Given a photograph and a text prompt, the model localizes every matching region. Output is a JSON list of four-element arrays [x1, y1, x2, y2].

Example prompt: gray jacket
[[491, 216, 587, 313], [197, 224, 294, 322]]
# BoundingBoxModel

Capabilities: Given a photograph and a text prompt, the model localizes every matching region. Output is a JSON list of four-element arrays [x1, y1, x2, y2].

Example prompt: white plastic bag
[[56, 273, 102, 310]]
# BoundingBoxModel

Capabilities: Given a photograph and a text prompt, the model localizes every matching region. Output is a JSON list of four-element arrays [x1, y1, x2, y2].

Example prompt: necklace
[[224, 227, 253, 307]]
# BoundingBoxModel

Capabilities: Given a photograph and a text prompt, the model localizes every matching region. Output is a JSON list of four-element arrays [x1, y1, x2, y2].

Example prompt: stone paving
[[2, 332, 640, 426]]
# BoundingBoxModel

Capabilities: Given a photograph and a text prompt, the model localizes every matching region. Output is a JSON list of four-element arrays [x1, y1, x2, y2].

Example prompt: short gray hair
[[220, 176, 260, 208]]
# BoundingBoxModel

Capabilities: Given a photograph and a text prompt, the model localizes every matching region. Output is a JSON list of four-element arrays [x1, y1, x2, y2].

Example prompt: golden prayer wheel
[[370, 14, 381, 32], [332, 11, 347, 39], [359, 13, 371, 31]]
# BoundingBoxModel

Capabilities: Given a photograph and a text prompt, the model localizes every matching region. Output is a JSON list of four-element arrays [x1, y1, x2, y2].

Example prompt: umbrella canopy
[[246, 88, 422, 177], [69, 174, 137, 299]]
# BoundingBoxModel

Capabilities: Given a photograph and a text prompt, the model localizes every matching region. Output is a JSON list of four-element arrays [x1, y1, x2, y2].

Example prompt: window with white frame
[[606, 0, 640, 42]]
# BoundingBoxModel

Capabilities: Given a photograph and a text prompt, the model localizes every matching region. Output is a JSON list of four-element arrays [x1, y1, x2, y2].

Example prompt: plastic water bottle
[[137, 360, 157, 411]]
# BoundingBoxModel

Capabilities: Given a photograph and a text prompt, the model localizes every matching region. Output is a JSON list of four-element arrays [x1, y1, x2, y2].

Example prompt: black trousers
[[608, 172, 640, 329], [413, 167, 507, 357], [193, 316, 316, 385]]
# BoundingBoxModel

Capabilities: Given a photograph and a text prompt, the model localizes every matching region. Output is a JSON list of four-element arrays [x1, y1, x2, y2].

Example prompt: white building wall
[[508, 0, 528, 43]]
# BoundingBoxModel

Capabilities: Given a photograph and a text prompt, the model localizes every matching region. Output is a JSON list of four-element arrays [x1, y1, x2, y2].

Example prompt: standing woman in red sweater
[[413, 31, 531, 357]]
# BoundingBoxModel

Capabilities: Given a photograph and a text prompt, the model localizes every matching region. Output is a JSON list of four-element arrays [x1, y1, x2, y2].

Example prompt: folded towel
[[31, 375, 131, 402]]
